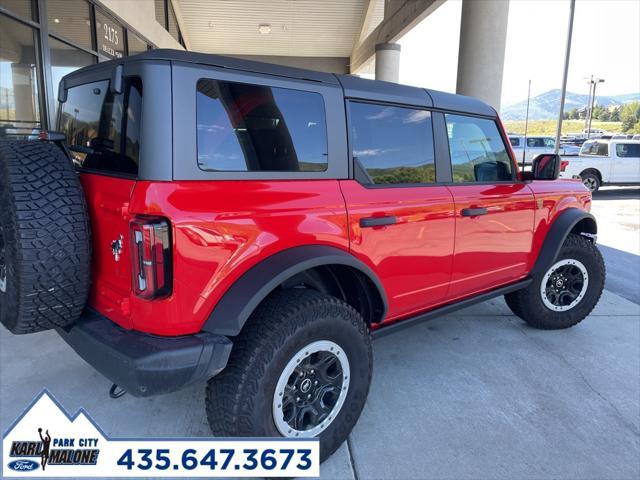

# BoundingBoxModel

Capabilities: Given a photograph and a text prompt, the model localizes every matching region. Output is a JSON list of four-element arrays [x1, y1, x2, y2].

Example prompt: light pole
[[554, 0, 576, 154], [587, 77, 605, 138]]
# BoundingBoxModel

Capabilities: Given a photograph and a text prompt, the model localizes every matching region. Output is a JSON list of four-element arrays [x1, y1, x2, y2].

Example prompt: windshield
[[58, 78, 142, 176]]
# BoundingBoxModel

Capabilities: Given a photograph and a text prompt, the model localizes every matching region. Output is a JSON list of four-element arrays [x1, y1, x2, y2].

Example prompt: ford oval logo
[[8, 459, 39, 472]]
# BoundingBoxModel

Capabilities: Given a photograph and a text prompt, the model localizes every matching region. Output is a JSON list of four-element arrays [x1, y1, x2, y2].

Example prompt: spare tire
[[0, 140, 91, 334]]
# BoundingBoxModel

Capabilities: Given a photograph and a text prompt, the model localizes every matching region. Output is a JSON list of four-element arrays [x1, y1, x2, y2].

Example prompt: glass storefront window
[[95, 10, 124, 60], [128, 31, 148, 56], [47, 0, 93, 51], [49, 36, 95, 118], [0, 0, 34, 21], [168, 2, 180, 42], [155, 0, 166, 28], [0, 13, 41, 135]]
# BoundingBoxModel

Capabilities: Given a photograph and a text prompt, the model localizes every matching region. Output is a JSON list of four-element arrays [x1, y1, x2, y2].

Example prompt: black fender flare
[[202, 245, 388, 336], [530, 208, 597, 277]]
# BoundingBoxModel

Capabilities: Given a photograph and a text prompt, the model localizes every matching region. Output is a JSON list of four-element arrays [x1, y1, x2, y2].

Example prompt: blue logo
[[8, 460, 39, 472]]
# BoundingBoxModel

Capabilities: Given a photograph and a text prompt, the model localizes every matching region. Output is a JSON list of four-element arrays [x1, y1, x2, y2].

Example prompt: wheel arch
[[201, 245, 388, 336], [531, 208, 597, 277]]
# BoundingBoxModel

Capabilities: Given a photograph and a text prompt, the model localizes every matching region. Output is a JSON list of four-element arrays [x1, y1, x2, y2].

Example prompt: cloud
[[403, 110, 430, 124]]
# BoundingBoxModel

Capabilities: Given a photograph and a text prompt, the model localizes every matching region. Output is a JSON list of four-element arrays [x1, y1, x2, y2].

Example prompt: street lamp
[[585, 76, 605, 139]]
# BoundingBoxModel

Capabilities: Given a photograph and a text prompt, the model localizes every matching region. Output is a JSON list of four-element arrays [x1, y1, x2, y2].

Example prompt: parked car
[[509, 135, 580, 165], [632, 134, 640, 141], [560, 139, 640, 192], [0, 50, 605, 462]]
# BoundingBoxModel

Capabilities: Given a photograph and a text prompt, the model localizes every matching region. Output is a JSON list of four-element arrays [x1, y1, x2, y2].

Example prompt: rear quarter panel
[[127, 180, 349, 335]]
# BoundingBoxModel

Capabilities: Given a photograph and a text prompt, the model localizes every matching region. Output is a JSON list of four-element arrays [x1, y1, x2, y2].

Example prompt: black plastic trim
[[373, 278, 532, 339], [57, 309, 232, 397], [202, 245, 388, 336], [530, 208, 597, 277]]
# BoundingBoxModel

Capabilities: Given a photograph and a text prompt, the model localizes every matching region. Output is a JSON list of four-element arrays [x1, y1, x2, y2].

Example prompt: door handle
[[461, 207, 488, 217], [360, 216, 397, 228]]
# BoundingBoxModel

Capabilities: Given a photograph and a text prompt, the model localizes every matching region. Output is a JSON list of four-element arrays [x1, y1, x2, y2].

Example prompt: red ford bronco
[[0, 50, 605, 461]]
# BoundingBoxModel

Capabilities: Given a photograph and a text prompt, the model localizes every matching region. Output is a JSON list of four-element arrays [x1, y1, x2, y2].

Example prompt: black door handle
[[360, 216, 397, 228], [461, 207, 488, 217]]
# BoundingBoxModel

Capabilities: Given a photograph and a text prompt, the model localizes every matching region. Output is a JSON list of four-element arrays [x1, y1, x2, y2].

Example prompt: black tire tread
[[505, 233, 605, 330], [206, 289, 371, 454], [0, 140, 91, 334]]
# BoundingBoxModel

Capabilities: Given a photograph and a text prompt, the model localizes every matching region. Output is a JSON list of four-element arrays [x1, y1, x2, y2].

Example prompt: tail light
[[560, 160, 570, 172], [130, 217, 172, 299]]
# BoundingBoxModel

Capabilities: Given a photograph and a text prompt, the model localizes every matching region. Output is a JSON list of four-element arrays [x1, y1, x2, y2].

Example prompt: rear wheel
[[0, 140, 91, 334], [504, 234, 605, 329], [206, 289, 372, 462], [580, 171, 600, 193]]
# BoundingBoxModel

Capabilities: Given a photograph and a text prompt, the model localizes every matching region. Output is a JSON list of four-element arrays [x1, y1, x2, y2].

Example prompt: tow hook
[[109, 384, 127, 399]]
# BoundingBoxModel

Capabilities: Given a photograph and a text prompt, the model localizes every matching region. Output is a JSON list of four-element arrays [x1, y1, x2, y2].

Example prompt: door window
[[348, 102, 435, 185], [196, 79, 328, 172], [445, 114, 513, 183], [615, 143, 640, 158], [509, 137, 520, 147]]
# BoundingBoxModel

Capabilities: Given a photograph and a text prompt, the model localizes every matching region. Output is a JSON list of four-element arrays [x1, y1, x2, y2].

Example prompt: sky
[[398, 0, 640, 107]]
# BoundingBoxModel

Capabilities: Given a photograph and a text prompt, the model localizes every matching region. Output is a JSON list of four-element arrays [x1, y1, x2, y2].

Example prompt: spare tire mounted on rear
[[0, 140, 91, 334]]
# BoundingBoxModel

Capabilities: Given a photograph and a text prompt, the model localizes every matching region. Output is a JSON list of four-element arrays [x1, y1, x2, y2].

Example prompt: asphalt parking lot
[[1, 187, 639, 479]]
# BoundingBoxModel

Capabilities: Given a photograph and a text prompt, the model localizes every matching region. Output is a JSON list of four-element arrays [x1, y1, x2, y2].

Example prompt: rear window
[[196, 79, 328, 172], [58, 78, 143, 176], [580, 141, 609, 156], [615, 143, 640, 158]]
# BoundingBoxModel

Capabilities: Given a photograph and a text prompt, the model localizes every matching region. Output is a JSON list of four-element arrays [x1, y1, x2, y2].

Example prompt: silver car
[[508, 135, 580, 165]]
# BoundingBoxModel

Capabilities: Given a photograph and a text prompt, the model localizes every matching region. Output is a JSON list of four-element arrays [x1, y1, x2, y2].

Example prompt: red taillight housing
[[560, 160, 570, 172], [130, 217, 172, 299]]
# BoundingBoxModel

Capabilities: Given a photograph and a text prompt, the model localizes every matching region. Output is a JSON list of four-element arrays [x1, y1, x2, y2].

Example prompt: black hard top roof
[[66, 49, 496, 117]]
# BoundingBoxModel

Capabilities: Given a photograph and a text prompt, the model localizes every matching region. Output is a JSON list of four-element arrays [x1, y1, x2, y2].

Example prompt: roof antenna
[[522, 79, 531, 172]]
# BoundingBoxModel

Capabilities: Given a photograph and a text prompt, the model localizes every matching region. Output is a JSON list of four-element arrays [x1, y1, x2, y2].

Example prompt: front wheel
[[206, 289, 372, 462], [505, 233, 605, 329]]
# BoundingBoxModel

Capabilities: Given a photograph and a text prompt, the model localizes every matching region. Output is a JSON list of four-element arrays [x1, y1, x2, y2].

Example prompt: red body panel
[[82, 174, 592, 336], [339, 180, 455, 322]]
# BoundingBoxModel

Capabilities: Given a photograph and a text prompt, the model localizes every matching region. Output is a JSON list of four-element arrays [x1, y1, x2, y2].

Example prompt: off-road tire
[[0, 140, 91, 334], [504, 233, 605, 329], [206, 289, 372, 462], [580, 171, 600, 193]]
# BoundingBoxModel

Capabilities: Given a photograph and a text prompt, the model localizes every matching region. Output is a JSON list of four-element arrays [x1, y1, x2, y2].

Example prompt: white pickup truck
[[509, 135, 580, 165], [559, 139, 640, 192]]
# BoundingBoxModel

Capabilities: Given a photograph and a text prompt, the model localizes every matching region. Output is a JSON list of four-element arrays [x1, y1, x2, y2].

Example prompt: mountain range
[[501, 89, 640, 121]]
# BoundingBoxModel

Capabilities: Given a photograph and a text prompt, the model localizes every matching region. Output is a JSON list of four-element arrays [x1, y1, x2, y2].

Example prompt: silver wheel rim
[[273, 340, 350, 438], [583, 177, 597, 192], [0, 225, 6, 293], [540, 259, 589, 312]]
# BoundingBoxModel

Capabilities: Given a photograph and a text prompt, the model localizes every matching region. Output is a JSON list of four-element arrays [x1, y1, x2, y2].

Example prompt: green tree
[[610, 107, 621, 122], [620, 101, 640, 132]]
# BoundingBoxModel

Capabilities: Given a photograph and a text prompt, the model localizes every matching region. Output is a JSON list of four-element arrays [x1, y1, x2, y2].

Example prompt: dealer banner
[[3, 390, 319, 477]]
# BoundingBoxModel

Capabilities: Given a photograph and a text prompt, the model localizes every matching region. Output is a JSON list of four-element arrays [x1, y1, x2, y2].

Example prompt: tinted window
[[509, 137, 520, 147], [349, 102, 435, 185], [59, 78, 143, 176], [196, 79, 327, 172], [581, 141, 609, 156], [445, 114, 513, 183], [616, 143, 640, 158]]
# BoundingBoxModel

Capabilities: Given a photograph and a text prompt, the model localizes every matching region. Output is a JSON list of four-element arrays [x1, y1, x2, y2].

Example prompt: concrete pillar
[[456, 0, 510, 110], [375, 43, 401, 83]]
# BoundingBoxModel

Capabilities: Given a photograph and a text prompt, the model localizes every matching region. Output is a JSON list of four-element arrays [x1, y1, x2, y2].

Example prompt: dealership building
[[1, 0, 509, 135]]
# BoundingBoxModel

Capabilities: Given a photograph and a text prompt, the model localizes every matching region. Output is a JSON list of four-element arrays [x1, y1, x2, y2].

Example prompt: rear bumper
[[57, 309, 232, 397]]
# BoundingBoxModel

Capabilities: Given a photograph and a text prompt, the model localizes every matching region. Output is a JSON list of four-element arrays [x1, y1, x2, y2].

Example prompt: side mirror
[[531, 153, 561, 180]]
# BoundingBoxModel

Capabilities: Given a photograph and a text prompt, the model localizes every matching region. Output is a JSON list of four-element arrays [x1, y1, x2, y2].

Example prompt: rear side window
[[196, 79, 328, 172], [445, 114, 513, 183], [348, 102, 435, 185], [581, 141, 609, 156], [59, 78, 143, 176], [615, 143, 640, 158]]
